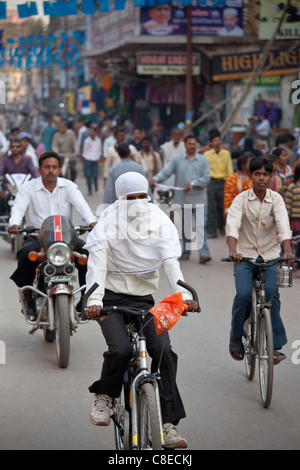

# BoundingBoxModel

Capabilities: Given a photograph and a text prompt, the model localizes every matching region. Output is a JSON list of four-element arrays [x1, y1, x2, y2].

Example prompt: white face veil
[[84, 172, 182, 274]]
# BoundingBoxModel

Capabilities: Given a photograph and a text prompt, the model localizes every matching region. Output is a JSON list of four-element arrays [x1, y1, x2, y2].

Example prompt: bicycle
[[82, 280, 200, 450], [222, 256, 298, 408]]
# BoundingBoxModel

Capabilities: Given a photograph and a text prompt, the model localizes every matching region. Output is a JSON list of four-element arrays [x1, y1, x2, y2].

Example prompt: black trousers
[[10, 237, 88, 287], [207, 178, 225, 237], [88, 290, 186, 425]]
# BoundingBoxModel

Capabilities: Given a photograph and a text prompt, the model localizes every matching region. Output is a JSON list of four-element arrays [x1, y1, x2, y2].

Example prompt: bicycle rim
[[138, 382, 162, 450], [258, 309, 274, 408]]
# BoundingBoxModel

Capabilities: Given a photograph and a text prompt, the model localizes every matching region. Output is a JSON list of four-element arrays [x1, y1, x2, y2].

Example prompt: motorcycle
[[18, 215, 92, 368], [0, 173, 31, 254]]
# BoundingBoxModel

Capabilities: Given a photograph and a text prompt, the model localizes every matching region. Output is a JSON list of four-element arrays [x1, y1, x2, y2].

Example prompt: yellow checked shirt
[[203, 148, 233, 180]]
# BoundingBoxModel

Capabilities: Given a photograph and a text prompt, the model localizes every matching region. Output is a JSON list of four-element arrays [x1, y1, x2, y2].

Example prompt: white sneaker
[[163, 423, 187, 449], [90, 394, 111, 426]]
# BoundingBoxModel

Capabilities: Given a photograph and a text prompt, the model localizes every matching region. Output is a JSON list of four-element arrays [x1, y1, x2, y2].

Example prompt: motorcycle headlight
[[48, 242, 71, 267]]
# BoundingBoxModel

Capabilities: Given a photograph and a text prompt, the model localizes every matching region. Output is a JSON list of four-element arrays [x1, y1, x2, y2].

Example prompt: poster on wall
[[141, 1, 244, 36], [259, 0, 300, 39]]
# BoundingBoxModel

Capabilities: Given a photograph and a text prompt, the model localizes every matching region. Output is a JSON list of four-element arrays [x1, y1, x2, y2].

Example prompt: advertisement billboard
[[141, 1, 244, 36]]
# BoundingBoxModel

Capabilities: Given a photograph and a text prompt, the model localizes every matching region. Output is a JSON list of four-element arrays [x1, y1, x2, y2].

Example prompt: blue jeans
[[231, 256, 287, 350], [84, 160, 99, 193]]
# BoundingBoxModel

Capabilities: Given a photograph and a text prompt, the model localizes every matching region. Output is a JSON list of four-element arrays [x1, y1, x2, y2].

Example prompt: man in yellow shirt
[[204, 129, 233, 238]]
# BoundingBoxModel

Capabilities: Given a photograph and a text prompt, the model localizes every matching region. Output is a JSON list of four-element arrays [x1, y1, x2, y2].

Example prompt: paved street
[[0, 171, 300, 450]]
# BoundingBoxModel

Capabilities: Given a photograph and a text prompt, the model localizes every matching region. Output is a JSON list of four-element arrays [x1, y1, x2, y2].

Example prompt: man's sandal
[[274, 350, 287, 365], [229, 335, 244, 361]]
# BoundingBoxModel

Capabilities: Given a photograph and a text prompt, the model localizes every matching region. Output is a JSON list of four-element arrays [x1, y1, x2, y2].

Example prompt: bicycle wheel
[[258, 308, 274, 408], [55, 294, 70, 368], [138, 382, 162, 450]]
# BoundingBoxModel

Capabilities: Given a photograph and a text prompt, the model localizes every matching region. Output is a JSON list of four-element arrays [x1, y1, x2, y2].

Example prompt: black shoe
[[199, 256, 212, 264]]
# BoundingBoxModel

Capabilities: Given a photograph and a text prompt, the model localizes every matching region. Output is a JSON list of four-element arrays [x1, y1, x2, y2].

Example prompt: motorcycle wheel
[[55, 294, 70, 368]]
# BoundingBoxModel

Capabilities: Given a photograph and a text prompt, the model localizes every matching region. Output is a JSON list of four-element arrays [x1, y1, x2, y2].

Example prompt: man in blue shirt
[[151, 135, 211, 263]]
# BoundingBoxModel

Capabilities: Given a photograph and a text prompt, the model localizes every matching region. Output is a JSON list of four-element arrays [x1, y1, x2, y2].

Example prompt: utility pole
[[185, 5, 193, 132]]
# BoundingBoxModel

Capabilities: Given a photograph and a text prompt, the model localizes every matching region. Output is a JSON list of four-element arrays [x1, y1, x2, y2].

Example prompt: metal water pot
[[276, 265, 293, 288]]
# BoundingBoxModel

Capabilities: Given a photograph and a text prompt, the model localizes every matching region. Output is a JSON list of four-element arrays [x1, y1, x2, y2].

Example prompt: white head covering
[[85, 172, 181, 274], [115, 172, 149, 199], [223, 8, 238, 16]]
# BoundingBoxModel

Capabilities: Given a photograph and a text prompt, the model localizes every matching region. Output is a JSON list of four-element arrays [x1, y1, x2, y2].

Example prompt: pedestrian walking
[[151, 135, 211, 264], [204, 129, 233, 238], [82, 123, 102, 196]]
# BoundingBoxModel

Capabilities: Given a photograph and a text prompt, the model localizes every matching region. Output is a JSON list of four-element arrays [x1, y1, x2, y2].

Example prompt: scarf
[[84, 172, 181, 273]]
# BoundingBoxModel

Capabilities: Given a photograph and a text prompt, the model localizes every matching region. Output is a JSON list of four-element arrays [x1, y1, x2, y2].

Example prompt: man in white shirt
[[160, 128, 185, 166], [226, 157, 293, 363], [159, 127, 185, 187], [82, 124, 102, 196], [0, 129, 9, 157], [103, 128, 143, 181], [8, 151, 97, 312], [18, 132, 38, 167], [84, 172, 198, 449], [255, 113, 271, 141]]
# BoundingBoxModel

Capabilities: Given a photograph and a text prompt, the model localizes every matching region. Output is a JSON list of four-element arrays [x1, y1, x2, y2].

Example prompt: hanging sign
[[136, 52, 201, 75]]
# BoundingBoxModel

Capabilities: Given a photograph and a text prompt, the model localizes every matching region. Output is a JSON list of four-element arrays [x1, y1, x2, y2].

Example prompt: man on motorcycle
[[0, 138, 39, 215], [8, 151, 97, 315]]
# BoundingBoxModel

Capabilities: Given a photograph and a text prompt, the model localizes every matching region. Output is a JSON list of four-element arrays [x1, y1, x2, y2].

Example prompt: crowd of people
[[0, 107, 300, 275], [1, 105, 300, 448]]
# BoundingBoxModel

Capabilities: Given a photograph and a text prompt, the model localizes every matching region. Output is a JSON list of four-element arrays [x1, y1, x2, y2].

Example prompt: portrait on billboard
[[142, 5, 175, 35]]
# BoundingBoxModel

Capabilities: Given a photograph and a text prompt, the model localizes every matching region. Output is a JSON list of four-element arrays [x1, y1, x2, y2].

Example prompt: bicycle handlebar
[[176, 279, 201, 312], [81, 280, 201, 319], [222, 256, 299, 268]]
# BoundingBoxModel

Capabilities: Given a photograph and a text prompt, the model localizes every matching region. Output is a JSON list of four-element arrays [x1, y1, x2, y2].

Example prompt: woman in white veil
[[84, 172, 198, 449]]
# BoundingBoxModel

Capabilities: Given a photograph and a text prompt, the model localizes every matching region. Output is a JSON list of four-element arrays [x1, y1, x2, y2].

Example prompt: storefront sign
[[136, 52, 201, 75], [212, 48, 300, 81]]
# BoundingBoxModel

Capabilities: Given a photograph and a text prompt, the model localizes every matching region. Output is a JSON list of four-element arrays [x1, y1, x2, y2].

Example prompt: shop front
[[211, 47, 300, 143]]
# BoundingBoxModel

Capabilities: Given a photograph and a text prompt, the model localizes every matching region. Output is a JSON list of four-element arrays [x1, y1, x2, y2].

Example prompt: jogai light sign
[[136, 52, 201, 75]]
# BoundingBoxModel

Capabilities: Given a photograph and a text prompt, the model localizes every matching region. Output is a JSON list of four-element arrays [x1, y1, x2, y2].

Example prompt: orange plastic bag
[[150, 292, 188, 335]]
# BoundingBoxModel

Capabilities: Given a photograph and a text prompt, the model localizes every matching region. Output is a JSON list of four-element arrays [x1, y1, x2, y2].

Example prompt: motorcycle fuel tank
[[38, 215, 78, 250]]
